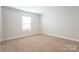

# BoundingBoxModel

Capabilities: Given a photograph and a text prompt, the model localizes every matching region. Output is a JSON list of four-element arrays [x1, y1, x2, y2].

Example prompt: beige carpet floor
[[0, 34, 79, 52]]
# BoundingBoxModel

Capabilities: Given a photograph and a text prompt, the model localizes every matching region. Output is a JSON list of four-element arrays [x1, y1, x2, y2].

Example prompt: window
[[22, 16, 31, 30]]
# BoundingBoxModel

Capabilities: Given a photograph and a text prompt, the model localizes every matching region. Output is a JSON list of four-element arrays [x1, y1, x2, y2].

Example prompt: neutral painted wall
[[41, 7, 79, 41], [2, 7, 41, 40], [0, 6, 2, 41], [1, 6, 79, 41]]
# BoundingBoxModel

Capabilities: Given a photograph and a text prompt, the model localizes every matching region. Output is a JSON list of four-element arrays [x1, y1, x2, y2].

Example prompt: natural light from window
[[22, 16, 31, 31]]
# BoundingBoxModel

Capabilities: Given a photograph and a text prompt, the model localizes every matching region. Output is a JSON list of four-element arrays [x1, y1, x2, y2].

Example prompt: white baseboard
[[42, 32, 79, 42], [1, 32, 79, 42], [1, 33, 41, 41]]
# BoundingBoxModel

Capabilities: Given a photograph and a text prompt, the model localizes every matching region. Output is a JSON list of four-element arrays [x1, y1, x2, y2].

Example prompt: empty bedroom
[[0, 6, 79, 52]]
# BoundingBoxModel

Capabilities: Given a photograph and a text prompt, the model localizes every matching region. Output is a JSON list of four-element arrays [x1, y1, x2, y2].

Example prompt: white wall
[[41, 7, 79, 41], [2, 7, 41, 40], [1, 6, 79, 41], [0, 6, 2, 41]]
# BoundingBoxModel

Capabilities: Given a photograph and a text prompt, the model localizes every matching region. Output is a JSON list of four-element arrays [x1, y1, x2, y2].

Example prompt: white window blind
[[22, 16, 31, 30]]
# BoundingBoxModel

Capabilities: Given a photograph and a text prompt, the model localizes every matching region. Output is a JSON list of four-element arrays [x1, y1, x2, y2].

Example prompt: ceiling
[[9, 6, 79, 15], [9, 6, 50, 14]]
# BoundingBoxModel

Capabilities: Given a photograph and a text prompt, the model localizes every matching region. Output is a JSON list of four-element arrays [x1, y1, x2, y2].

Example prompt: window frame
[[22, 16, 32, 31]]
